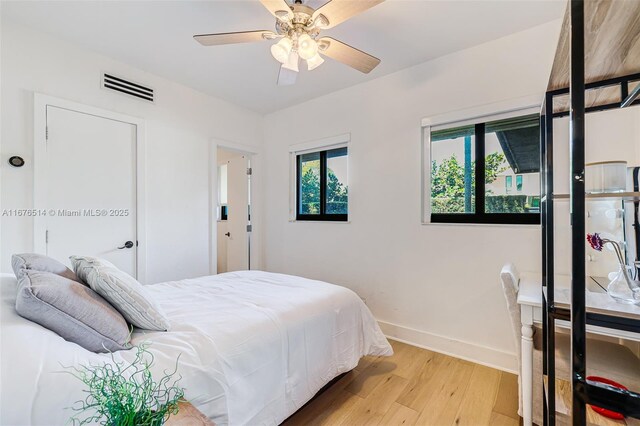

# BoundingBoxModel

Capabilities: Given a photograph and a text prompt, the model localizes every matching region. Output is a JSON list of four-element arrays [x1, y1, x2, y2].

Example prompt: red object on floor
[[586, 376, 627, 420]]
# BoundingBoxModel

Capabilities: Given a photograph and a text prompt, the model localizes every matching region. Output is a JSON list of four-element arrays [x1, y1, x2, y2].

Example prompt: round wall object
[[8, 156, 25, 168]]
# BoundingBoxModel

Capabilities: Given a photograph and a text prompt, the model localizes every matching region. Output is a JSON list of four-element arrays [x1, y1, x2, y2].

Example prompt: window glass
[[298, 152, 321, 215], [430, 125, 475, 214], [325, 148, 348, 215], [296, 147, 348, 221], [426, 113, 540, 224], [484, 115, 540, 214]]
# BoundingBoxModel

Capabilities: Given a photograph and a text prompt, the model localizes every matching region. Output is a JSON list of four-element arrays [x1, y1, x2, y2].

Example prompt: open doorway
[[216, 147, 252, 273]]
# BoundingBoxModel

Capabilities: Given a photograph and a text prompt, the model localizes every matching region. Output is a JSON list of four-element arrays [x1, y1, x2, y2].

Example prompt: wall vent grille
[[102, 73, 154, 102]]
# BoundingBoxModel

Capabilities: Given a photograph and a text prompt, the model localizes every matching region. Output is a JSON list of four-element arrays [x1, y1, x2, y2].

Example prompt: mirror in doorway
[[218, 163, 228, 221]]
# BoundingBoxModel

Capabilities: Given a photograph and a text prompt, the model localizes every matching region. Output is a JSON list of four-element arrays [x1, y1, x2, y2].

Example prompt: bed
[[0, 270, 392, 425]]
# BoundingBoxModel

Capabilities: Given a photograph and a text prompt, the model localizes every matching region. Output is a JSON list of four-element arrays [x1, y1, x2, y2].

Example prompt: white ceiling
[[2, 0, 565, 113]]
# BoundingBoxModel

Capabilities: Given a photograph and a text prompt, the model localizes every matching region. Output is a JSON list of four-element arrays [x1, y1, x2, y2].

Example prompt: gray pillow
[[15, 270, 131, 352], [71, 256, 170, 331], [12, 253, 81, 283]]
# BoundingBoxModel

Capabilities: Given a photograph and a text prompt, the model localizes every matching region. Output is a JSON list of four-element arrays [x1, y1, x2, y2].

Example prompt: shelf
[[585, 380, 640, 421], [552, 192, 640, 202], [543, 377, 638, 426], [547, 0, 640, 94]]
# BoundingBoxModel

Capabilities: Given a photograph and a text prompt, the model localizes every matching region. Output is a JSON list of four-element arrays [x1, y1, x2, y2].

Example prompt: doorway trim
[[210, 138, 259, 275], [33, 93, 148, 283]]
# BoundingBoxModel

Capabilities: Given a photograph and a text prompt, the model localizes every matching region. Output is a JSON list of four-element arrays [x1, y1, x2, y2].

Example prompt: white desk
[[517, 273, 640, 426]]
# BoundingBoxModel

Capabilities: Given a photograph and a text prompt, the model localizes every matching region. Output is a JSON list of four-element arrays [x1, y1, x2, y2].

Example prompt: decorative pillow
[[12, 253, 81, 283], [70, 256, 169, 331], [15, 270, 131, 352]]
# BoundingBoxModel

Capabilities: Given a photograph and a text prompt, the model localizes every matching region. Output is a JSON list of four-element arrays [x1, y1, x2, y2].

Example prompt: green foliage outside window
[[431, 152, 529, 213], [300, 159, 321, 214], [300, 159, 348, 215]]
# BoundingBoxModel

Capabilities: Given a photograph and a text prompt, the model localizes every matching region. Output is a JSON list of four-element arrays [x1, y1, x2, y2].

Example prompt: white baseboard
[[378, 320, 518, 374]]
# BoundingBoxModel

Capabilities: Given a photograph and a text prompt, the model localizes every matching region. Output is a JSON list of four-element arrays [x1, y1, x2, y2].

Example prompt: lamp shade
[[271, 38, 292, 64], [306, 53, 324, 71], [297, 34, 318, 60]]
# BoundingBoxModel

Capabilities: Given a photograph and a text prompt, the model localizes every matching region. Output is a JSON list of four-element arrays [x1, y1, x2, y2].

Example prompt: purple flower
[[587, 233, 604, 251]]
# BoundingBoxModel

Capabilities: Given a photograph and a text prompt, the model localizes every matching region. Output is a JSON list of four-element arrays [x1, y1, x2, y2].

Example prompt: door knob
[[118, 241, 134, 249], [225, 232, 231, 237]]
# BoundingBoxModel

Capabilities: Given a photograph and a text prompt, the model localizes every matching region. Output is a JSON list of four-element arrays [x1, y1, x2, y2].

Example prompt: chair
[[500, 264, 640, 425]]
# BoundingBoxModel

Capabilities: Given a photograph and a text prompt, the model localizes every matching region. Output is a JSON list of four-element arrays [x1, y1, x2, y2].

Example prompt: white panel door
[[44, 106, 137, 276], [226, 155, 249, 271]]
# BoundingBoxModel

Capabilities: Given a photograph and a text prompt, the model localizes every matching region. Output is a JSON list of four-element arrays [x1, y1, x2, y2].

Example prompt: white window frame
[[288, 133, 350, 222], [421, 95, 542, 225]]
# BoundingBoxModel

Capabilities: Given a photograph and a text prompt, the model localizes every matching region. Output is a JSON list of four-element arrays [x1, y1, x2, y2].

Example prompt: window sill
[[422, 221, 540, 228], [289, 219, 351, 224]]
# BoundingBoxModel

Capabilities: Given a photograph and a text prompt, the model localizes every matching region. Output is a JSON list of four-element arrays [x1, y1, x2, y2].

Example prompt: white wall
[[0, 20, 263, 283], [551, 108, 640, 277], [262, 21, 564, 372]]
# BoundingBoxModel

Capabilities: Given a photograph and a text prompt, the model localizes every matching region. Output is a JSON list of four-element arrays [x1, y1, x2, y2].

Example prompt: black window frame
[[296, 147, 348, 222], [430, 118, 541, 225]]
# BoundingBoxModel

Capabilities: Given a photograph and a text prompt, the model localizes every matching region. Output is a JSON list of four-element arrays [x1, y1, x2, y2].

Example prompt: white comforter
[[0, 270, 392, 425]]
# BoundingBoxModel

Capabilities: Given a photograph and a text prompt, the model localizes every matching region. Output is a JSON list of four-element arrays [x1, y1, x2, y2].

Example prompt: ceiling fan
[[194, 0, 385, 86]]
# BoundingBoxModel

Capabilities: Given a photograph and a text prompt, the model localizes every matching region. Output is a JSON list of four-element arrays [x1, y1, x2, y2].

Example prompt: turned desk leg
[[521, 323, 534, 426]]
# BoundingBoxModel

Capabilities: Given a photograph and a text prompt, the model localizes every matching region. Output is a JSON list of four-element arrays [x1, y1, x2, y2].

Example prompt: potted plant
[[66, 343, 185, 425]]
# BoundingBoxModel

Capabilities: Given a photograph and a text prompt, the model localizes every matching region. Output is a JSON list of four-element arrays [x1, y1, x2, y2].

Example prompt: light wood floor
[[284, 339, 520, 426]]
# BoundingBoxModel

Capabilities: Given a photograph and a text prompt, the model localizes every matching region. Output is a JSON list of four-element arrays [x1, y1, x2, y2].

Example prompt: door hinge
[[246, 167, 252, 176], [246, 225, 252, 232], [45, 126, 49, 141], [45, 230, 49, 244]]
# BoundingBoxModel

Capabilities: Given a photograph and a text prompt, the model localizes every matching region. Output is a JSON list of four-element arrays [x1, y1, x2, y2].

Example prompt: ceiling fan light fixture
[[313, 13, 330, 29], [306, 54, 324, 71], [282, 51, 299, 72], [270, 37, 293, 64], [274, 10, 291, 21], [297, 34, 318, 60]]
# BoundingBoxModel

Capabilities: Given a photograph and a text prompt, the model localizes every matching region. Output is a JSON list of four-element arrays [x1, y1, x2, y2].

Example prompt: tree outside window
[[297, 147, 348, 221]]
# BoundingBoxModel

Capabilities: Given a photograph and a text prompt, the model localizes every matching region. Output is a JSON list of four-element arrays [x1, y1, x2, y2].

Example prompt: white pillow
[[70, 256, 169, 331]]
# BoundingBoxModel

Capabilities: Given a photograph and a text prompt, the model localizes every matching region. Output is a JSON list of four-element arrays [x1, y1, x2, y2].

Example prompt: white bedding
[[0, 270, 392, 425]]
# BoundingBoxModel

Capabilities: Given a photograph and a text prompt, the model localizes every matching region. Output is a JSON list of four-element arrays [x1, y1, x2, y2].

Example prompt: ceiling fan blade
[[312, 0, 384, 29], [194, 30, 278, 46], [318, 37, 380, 73], [259, 0, 294, 21], [277, 65, 298, 86]]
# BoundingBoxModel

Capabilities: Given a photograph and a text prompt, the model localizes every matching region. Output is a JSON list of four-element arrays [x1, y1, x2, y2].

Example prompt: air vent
[[102, 73, 154, 102]]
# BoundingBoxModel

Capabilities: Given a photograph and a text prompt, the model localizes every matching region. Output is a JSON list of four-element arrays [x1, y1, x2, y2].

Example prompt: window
[[297, 147, 348, 221], [427, 113, 540, 224], [505, 175, 513, 192]]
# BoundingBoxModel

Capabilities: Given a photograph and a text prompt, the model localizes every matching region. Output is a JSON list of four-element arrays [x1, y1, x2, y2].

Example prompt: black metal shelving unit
[[541, 1, 640, 424]]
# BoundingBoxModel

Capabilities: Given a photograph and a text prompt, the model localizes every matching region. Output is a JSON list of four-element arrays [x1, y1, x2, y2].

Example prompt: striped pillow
[[70, 256, 169, 331]]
